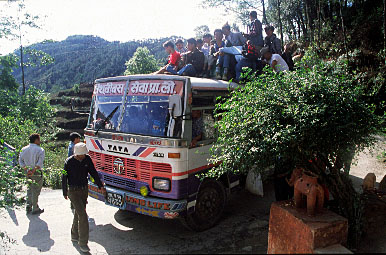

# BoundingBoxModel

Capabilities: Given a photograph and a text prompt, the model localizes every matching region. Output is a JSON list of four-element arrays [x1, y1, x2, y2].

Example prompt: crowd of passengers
[[155, 11, 305, 83]]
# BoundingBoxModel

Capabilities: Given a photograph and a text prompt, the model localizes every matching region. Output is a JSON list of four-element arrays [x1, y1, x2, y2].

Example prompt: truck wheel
[[182, 179, 226, 231]]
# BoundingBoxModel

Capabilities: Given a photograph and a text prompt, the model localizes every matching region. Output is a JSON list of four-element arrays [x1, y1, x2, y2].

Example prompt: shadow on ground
[[89, 182, 276, 254], [22, 214, 55, 252]]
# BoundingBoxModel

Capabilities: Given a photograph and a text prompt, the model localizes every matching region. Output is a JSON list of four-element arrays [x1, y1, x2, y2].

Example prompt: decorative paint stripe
[[90, 139, 99, 150], [172, 175, 188, 180], [94, 140, 104, 150], [172, 163, 218, 177], [139, 148, 156, 158], [133, 147, 147, 156]]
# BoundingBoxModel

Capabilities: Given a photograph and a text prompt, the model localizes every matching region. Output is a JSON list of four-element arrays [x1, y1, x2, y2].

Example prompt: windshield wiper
[[95, 105, 120, 135]]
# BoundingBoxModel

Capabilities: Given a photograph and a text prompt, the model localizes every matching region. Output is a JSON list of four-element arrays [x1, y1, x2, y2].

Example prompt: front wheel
[[181, 179, 226, 231]]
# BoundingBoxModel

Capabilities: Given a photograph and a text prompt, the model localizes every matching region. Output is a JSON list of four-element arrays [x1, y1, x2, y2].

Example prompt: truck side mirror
[[169, 94, 182, 118]]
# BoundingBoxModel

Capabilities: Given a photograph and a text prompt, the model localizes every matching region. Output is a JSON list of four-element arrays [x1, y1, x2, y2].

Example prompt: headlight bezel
[[152, 177, 171, 192]]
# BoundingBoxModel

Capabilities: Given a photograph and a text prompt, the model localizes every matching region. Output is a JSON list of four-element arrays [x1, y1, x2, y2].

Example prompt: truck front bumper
[[88, 182, 187, 219]]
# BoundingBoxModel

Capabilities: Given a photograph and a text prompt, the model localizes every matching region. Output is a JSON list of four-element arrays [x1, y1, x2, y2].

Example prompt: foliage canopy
[[210, 61, 381, 177]]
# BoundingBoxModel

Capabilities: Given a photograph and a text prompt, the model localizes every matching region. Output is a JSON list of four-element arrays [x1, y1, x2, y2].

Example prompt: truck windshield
[[87, 79, 184, 138], [88, 81, 125, 132], [120, 96, 169, 137]]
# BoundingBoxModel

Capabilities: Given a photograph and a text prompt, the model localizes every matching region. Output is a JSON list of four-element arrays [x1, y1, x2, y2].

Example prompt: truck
[[86, 74, 241, 231]]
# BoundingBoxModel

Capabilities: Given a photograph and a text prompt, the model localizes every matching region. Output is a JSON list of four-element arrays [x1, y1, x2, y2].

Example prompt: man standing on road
[[62, 143, 103, 253], [19, 133, 45, 215]]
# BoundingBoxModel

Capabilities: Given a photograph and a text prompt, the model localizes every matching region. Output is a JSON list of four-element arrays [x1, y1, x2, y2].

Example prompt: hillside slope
[[12, 35, 181, 92]]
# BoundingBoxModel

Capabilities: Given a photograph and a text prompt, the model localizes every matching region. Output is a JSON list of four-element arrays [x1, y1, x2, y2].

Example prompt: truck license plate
[[106, 192, 123, 207]]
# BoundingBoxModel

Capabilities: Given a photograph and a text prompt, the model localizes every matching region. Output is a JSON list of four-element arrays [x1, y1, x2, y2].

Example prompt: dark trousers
[[68, 187, 89, 245]]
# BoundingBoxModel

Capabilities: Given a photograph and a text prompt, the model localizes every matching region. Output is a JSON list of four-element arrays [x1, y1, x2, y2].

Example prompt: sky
[[0, 0, 242, 55]]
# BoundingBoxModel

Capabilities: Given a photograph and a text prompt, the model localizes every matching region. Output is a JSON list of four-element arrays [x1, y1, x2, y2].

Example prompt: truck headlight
[[153, 178, 171, 191]]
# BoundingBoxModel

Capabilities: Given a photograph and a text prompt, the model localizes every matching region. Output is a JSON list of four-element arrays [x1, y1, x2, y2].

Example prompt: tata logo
[[107, 144, 130, 155], [113, 158, 124, 175]]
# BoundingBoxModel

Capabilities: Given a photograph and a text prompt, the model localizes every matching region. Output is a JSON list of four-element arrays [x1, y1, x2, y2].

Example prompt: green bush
[[72, 83, 80, 94], [210, 61, 383, 246], [0, 148, 25, 209], [42, 145, 67, 189]]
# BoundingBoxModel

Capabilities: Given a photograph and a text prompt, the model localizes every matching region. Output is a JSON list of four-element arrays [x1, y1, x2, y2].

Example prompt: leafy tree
[[194, 25, 211, 38], [0, 55, 19, 91], [1, 0, 54, 94], [201, 0, 268, 25], [209, 60, 382, 246], [124, 47, 159, 75]]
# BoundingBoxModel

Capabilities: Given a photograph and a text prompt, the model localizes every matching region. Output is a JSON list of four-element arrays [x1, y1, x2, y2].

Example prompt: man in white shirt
[[260, 47, 289, 73], [19, 133, 45, 214]]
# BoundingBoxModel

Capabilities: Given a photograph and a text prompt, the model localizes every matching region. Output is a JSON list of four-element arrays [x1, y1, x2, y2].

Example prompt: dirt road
[[1, 137, 385, 255], [0, 184, 274, 255]]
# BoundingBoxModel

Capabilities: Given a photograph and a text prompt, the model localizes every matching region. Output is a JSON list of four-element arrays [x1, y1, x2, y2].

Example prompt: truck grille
[[103, 174, 136, 190], [88, 151, 172, 185]]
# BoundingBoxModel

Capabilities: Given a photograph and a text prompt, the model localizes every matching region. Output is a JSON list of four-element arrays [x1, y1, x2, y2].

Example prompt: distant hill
[[12, 35, 181, 92]]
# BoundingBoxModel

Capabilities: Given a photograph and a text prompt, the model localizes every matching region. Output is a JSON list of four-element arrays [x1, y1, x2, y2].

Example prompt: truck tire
[[181, 179, 226, 231]]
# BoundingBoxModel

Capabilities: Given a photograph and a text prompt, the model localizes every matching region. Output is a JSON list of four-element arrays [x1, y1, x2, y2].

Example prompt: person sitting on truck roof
[[212, 29, 227, 79], [235, 40, 260, 82], [281, 42, 295, 71], [260, 47, 289, 73], [245, 11, 264, 50], [264, 25, 282, 55], [175, 38, 187, 54], [196, 38, 203, 51], [201, 33, 212, 77], [216, 23, 246, 80], [205, 39, 217, 78], [177, 38, 205, 77], [155, 41, 181, 75]]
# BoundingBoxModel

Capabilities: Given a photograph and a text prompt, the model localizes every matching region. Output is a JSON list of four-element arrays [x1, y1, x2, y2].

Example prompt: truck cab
[[86, 75, 240, 230]]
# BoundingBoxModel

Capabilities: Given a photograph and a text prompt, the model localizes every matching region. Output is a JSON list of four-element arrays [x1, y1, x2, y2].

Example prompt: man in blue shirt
[[68, 132, 81, 157]]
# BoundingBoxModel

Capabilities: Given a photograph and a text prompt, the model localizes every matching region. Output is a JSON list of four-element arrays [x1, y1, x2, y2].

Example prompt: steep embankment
[[50, 82, 93, 140]]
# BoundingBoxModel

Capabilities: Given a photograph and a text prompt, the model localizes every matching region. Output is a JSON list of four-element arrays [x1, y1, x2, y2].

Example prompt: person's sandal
[[79, 244, 90, 252]]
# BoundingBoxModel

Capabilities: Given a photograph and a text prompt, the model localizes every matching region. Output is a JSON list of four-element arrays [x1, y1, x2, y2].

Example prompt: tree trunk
[[277, 0, 284, 49], [305, 0, 314, 42], [289, 18, 297, 40], [384, 0, 386, 64], [296, 17, 301, 39], [261, 0, 268, 24], [339, 0, 349, 58], [20, 44, 25, 95], [318, 0, 322, 46], [298, 8, 307, 38]]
